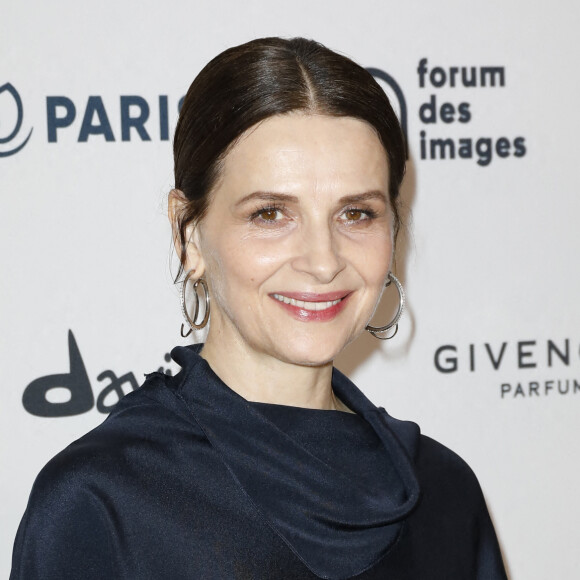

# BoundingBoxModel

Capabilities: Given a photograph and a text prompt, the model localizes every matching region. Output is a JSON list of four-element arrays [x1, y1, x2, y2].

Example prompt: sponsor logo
[[416, 58, 527, 166], [1, 89, 183, 157], [22, 330, 173, 417], [0, 83, 33, 157], [434, 339, 580, 399], [368, 68, 409, 158], [3, 57, 526, 167], [46, 94, 183, 143]]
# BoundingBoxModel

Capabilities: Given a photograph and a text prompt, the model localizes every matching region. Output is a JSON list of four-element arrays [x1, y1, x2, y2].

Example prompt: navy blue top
[[11, 344, 507, 579]]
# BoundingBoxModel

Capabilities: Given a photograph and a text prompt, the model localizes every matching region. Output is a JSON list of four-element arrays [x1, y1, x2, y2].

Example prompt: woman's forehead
[[216, 113, 390, 196]]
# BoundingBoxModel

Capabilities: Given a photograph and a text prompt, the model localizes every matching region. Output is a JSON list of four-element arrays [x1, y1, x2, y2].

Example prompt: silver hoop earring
[[180, 270, 210, 337], [366, 272, 405, 340]]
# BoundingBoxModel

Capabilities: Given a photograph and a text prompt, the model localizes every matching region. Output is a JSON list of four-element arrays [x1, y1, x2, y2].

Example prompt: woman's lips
[[269, 291, 352, 322]]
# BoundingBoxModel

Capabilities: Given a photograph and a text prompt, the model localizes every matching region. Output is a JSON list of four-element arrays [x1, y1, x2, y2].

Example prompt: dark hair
[[173, 37, 406, 276]]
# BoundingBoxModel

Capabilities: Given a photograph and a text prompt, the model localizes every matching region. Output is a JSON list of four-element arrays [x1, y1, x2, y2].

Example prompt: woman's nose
[[290, 223, 346, 284]]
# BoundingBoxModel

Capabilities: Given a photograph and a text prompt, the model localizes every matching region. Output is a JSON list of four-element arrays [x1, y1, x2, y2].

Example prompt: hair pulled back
[[173, 37, 406, 276]]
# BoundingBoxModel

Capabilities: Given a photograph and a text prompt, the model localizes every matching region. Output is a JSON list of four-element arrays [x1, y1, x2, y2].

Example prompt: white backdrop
[[2, 1, 579, 578]]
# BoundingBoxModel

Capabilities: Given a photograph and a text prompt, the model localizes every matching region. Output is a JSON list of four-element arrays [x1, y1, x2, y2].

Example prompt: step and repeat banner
[[2, 1, 578, 578]]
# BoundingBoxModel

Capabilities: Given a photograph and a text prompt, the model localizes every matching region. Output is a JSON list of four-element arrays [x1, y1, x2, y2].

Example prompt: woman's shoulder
[[412, 430, 491, 521], [416, 433, 484, 494], [11, 372, 211, 577], [61, 371, 197, 448], [27, 371, 206, 501], [381, 409, 487, 505], [398, 428, 506, 578]]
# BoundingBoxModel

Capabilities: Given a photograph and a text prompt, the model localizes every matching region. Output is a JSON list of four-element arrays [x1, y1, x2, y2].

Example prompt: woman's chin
[[273, 340, 345, 368]]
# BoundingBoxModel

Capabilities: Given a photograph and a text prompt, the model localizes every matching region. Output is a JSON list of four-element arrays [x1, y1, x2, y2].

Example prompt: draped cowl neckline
[[168, 344, 421, 580]]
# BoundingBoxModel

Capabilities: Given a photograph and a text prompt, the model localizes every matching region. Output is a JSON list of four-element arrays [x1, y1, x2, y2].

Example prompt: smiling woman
[[177, 114, 394, 386], [11, 38, 507, 579]]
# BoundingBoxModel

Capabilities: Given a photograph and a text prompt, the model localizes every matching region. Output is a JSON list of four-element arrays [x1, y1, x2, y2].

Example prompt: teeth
[[273, 294, 342, 311]]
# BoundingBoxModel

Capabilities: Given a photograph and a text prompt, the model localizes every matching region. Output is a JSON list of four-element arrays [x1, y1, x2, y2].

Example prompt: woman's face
[[189, 113, 393, 366]]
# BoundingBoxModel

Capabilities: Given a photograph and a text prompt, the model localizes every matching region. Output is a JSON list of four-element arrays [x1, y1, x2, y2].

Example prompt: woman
[[11, 38, 507, 579]]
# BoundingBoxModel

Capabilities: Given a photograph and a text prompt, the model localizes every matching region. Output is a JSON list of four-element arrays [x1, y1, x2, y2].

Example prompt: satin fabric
[[11, 344, 507, 579]]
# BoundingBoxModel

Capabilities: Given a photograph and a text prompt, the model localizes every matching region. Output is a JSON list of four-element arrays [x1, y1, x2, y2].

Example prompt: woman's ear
[[168, 189, 206, 277]]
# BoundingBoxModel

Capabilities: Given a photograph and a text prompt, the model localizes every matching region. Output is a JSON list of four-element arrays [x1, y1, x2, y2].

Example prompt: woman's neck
[[200, 333, 351, 412]]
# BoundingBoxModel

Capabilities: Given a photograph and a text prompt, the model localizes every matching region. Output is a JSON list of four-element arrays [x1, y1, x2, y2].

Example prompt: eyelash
[[248, 204, 378, 225], [248, 204, 286, 224], [340, 207, 378, 222]]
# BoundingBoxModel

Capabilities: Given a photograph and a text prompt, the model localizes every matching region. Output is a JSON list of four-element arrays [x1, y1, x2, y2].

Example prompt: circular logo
[[367, 68, 408, 159], [0, 83, 33, 157]]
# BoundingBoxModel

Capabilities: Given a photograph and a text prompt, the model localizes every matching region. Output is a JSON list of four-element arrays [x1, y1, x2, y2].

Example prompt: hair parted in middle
[[172, 37, 406, 278]]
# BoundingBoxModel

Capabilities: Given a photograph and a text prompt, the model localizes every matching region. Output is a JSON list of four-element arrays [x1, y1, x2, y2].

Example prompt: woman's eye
[[249, 206, 285, 224], [259, 209, 281, 221], [345, 209, 363, 221], [341, 208, 372, 222]]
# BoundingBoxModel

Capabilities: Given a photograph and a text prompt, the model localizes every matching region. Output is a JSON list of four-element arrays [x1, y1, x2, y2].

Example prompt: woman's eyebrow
[[235, 190, 387, 207], [235, 191, 299, 206], [338, 191, 387, 204]]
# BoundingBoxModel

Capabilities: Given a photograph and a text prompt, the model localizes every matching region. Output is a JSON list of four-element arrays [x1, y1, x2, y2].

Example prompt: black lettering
[[469, 343, 475, 371], [574, 380, 580, 393], [434, 345, 458, 373], [96, 371, 139, 413], [484, 342, 507, 370], [46, 96, 76, 143], [159, 95, 169, 141], [548, 339, 570, 366], [417, 58, 428, 88], [458, 138, 473, 158], [558, 380, 569, 394], [529, 382, 540, 396], [461, 67, 477, 87], [457, 102, 471, 123], [78, 96, 115, 142], [430, 67, 446, 88], [22, 330, 94, 417], [501, 383, 511, 398], [430, 138, 455, 159], [120, 96, 151, 142], [420, 130, 427, 159], [475, 138, 492, 166], [518, 340, 537, 368], [449, 67, 459, 87], [480, 67, 505, 87], [440, 102, 455, 123], [545, 380, 554, 394], [416, 63, 505, 89], [495, 137, 511, 158], [513, 137, 526, 157], [514, 383, 525, 397], [419, 94, 437, 124]]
